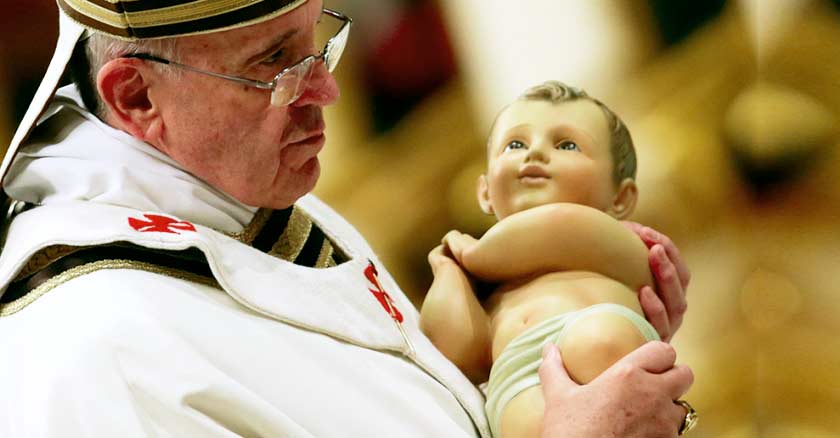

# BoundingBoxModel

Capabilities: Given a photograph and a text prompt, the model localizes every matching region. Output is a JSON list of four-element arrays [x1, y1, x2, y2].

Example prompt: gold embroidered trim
[[269, 206, 311, 262], [13, 244, 85, 282], [0, 259, 219, 317], [226, 208, 272, 245], [315, 238, 334, 269], [226, 206, 348, 267], [134, 0, 269, 28]]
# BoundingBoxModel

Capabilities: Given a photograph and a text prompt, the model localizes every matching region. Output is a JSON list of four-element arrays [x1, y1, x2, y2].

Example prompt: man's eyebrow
[[242, 29, 299, 67]]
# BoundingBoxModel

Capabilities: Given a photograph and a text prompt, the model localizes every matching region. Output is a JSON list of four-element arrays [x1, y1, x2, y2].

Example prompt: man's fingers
[[657, 233, 690, 290], [539, 343, 577, 399], [615, 341, 677, 374], [625, 222, 689, 341], [624, 222, 691, 290], [661, 364, 695, 400], [639, 286, 671, 342], [650, 244, 687, 330], [642, 227, 690, 290], [622, 222, 690, 292], [669, 400, 691, 436], [651, 245, 681, 298]]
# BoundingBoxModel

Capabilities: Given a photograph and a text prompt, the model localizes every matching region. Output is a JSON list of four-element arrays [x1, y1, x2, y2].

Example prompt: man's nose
[[291, 60, 340, 107]]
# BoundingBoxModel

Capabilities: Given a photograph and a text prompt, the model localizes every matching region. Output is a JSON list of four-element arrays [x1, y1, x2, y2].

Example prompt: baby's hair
[[519, 81, 636, 184]]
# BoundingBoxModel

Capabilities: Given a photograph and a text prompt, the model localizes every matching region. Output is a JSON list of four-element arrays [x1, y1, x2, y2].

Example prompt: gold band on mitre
[[57, 0, 307, 40]]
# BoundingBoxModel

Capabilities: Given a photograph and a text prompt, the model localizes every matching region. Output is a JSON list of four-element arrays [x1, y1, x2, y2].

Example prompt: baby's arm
[[419, 245, 492, 383], [453, 203, 654, 290]]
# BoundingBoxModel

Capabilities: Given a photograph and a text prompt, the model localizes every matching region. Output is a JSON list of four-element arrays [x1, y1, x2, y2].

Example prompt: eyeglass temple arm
[[323, 8, 352, 23], [122, 53, 274, 90]]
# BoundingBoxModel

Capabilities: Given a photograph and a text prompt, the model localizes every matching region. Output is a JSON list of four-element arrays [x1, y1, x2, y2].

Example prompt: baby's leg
[[499, 386, 544, 438], [559, 310, 648, 384], [497, 309, 649, 437]]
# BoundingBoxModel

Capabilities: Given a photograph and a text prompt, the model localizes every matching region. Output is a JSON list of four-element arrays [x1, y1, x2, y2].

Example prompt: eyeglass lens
[[325, 21, 349, 72], [271, 57, 315, 106], [270, 16, 350, 106]]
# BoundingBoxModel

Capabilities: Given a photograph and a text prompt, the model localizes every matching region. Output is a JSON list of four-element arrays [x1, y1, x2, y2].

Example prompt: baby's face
[[482, 99, 616, 219]]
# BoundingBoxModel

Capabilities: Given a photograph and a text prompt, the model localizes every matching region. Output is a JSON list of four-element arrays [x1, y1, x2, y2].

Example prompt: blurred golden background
[[3, 1, 839, 436]]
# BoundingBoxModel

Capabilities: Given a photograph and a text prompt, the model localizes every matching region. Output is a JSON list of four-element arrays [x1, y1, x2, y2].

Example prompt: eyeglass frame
[[121, 8, 352, 106]]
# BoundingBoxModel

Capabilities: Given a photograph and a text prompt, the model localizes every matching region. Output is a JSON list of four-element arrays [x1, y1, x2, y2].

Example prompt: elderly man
[[0, 0, 694, 436]]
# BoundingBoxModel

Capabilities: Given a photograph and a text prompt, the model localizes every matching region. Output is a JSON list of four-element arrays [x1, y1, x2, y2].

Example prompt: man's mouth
[[283, 132, 326, 170], [289, 132, 325, 147]]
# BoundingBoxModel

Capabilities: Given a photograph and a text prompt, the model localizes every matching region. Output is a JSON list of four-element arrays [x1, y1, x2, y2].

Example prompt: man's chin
[[299, 156, 321, 177], [269, 159, 321, 209], [231, 159, 322, 209]]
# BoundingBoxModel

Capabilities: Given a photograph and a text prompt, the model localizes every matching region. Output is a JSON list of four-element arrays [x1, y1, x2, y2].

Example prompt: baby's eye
[[557, 141, 580, 152], [504, 140, 526, 152]]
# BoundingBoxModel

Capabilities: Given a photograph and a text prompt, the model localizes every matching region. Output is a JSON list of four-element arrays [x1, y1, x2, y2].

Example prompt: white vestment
[[0, 86, 489, 438]]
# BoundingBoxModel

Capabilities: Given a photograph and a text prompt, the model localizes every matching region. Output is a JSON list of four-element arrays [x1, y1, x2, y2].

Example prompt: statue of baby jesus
[[420, 81, 663, 437]]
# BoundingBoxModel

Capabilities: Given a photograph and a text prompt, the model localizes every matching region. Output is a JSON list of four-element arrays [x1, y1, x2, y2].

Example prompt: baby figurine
[[420, 81, 662, 437]]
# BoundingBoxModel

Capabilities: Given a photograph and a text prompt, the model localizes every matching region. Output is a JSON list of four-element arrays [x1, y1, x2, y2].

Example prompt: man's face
[[150, 0, 338, 209], [481, 99, 617, 220]]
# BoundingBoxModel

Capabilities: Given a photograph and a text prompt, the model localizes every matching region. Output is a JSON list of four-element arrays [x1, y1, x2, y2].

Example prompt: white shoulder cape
[[0, 87, 490, 437]]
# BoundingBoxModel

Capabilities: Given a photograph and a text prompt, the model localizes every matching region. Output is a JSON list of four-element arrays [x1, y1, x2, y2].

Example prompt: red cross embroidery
[[128, 214, 196, 235], [365, 261, 404, 323]]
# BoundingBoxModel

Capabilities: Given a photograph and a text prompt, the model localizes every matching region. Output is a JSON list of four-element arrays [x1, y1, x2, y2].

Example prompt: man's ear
[[477, 174, 494, 215], [608, 178, 638, 220], [97, 58, 162, 142]]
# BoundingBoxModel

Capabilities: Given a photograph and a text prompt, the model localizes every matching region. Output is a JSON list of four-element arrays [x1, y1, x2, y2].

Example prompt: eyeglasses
[[123, 8, 351, 107]]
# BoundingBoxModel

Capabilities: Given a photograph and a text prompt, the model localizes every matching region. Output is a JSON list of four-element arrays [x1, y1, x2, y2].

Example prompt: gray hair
[[70, 32, 181, 118]]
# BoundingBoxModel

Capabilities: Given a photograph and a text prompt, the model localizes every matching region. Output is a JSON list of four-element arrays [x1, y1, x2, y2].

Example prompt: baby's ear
[[477, 174, 494, 215], [608, 178, 638, 220]]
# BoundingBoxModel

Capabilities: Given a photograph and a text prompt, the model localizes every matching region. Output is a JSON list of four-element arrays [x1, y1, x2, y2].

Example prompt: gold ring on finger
[[675, 399, 698, 435]]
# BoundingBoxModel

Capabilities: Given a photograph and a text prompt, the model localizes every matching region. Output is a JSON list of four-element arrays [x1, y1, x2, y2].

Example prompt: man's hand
[[539, 341, 693, 438], [622, 222, 691, 342]]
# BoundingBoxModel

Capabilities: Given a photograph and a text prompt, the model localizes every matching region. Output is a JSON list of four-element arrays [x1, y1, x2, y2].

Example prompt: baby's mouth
[[518, 165, 550, 179]]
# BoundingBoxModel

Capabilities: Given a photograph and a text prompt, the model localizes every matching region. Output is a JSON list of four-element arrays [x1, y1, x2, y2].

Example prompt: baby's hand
[[442, 230, 478, 266], [427, 244, 458, 275]]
